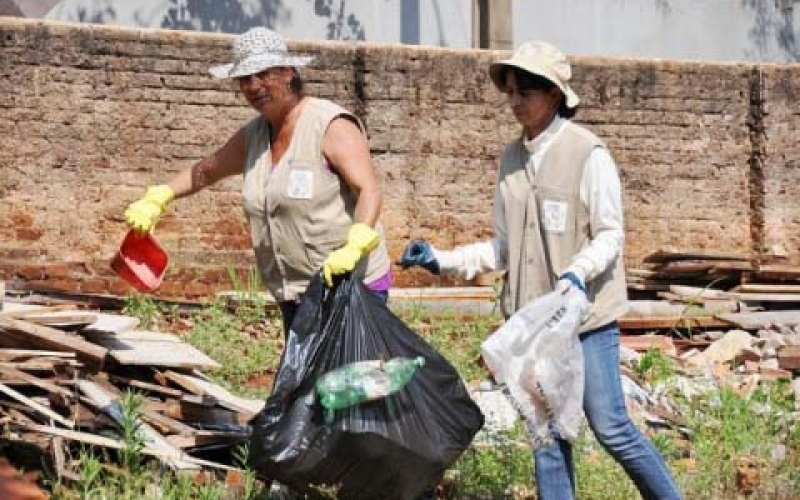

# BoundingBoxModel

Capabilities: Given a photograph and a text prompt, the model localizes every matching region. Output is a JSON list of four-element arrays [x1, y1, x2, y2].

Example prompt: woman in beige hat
[[400, 41, 682, 499], [124, 27, 392, 333]]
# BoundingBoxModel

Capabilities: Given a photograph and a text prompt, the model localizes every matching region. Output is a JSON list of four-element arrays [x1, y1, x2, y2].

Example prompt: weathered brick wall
[[0, 18, 794, 298], [760, 66, 800, 258]]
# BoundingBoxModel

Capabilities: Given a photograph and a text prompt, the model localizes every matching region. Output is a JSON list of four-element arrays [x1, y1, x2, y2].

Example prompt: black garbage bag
[[248, 274, 484, 500]]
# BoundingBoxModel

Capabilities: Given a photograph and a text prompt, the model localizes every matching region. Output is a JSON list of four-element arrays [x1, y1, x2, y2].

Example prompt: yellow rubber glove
[[124, 185, 175, 233], [323, 223, 380, 287]]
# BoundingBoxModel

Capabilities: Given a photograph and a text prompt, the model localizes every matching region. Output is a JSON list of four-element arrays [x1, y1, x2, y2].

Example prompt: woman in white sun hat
[[124, 27, 392, 333], [399, 41, 682, 499]]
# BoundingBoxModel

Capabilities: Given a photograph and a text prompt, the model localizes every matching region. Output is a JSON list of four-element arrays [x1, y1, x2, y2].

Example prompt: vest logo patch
[[542, 199, 568, 233], [287, 169, 314, 199]]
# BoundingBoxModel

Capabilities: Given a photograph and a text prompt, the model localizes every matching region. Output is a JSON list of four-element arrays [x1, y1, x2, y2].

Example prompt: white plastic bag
[[481, 287, 588, 447]]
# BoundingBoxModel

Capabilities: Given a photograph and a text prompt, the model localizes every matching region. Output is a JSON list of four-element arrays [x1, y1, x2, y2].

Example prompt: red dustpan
[[110, 230, 169, 292]]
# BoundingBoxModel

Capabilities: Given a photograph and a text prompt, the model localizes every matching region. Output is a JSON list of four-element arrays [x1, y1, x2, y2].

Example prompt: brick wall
[[0, 18, 796, 298]]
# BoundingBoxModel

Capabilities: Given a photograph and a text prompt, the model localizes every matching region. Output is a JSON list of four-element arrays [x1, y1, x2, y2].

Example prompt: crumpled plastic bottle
[[316, 357, 426, 421]]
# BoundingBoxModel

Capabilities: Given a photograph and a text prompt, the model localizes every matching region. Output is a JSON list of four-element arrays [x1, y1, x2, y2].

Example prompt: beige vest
[[242, 97, 391, 302], [497, 121, 628, 332]]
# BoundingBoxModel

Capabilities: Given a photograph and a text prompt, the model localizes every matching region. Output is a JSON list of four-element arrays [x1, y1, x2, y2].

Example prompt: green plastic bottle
[[316, 356, 426, 419]]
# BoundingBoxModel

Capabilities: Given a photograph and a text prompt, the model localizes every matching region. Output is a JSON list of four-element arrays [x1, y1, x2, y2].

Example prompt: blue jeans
[[533, 321, 682, 500]]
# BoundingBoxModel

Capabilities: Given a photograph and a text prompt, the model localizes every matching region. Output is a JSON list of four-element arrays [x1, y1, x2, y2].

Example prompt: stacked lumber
[[622, 249, 800, 360], [0, 300, 262, 482]]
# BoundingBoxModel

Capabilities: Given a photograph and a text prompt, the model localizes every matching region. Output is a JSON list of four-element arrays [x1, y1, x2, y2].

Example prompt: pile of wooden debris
[[0, 296, 263, 497]]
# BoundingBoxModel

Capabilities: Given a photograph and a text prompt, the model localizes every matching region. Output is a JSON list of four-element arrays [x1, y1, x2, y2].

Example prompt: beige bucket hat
[[489, 41, 580, 109], [210, 27, 314, 79]]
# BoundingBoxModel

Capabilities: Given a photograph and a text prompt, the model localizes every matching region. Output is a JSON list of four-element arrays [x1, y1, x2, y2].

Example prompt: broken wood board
[[643, 249, 750, 264], [78, 380, 200, 470], [618, 316, 734, 330], [731, 283, 800, 294], [0, 349, 76, 361], [0, 365, 73, 398], [81, 313, 141, 335], [88, 331, 219, 370], [716, 310, 800, 330], [162, 371, 263, 417], [165, 429, 250, 449], [754, 263, 800, 280], [6, 313, 98, 328], [13, 422, 237, 471], [626, 300, 738, 318], [0, 381, 74, 428], [669, 285, 735, 301], [670, 285, 800, 304], [0, 317, 107, 370], [777, 345, 800, 371], [161, 399, 250, 426]]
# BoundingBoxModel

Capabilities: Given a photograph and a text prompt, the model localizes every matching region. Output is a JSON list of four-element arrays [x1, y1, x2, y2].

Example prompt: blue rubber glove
[[557, 271, 587, 294], [398, 239, 440, 275]]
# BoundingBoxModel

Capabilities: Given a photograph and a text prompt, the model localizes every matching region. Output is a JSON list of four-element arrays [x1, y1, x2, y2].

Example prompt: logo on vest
[[542, 199, 568, 233], [287, 169, 314, 199]]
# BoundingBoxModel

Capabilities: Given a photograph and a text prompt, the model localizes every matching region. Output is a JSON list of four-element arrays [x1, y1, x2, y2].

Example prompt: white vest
[[242, 98, 390, 301], [497, 121, 628, 332]]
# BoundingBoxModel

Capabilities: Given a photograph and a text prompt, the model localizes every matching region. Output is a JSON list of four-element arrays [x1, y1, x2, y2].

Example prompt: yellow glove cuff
[[143, 184, 175, 209], [347, 223, 380, 253]]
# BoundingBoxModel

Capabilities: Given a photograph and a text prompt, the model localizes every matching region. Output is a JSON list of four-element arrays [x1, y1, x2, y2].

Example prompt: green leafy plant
[[633, 348, 676, 383], [119, 390, 146, 475]]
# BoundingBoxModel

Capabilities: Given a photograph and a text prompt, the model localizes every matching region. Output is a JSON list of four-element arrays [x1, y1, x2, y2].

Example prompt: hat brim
[[210, 54, 314, 79], [489, 60, 580, 109]]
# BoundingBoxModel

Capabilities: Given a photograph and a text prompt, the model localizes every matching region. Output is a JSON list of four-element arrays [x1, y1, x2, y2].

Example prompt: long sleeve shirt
[[434, 116, 624, 284]]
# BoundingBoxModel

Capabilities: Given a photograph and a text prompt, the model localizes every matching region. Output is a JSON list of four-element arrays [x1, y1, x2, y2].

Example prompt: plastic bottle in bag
[[316, 357, 425, 416]]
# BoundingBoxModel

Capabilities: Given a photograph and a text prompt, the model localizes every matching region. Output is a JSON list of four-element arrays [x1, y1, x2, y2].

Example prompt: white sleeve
[[561, 147, 624, 283], [432, 180, 509, 280]]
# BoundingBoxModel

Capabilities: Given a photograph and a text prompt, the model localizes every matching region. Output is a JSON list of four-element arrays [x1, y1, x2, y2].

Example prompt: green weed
[[633, 348, 676, 383]]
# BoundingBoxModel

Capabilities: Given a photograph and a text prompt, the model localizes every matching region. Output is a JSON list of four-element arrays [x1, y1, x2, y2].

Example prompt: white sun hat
[[489, 41, 580, 109], [209, 27, 314, 79]]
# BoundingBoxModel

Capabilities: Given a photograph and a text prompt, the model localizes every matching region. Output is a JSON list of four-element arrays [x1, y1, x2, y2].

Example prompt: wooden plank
[[162, 372, 263, 416], [618, 316, 734, 330], [777, 345, 800, 371], [162, 399, 249, 426], [0, 381, 74, 428], [731, 283, 800, 294], [82, 313, 140, 335], [626, 281, 672, 291], [0, 365, 73, 397], [0, 359, 78, 372], [0, 317, 107, 370], [0, 304, 80, 318], [626, 300, 737, 318], [165, 429, 249, 449], [88, 331, 219, 370], [731, 292, 800, 303], [140, 406, 199, 436], [0, 349, 76, 361], [754, 263, 800, 280], [12, 313, 98, 328], [669, 285, 734, 300], [13, 423, 237, 471], [108, 375, 201, 401], [643, 248, 749, 264], [716, 310, 800, 330], [78, 380, 200, 470], [709, 261, 755, 272]]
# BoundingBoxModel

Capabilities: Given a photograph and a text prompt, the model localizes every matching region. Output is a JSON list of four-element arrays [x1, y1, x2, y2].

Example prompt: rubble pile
[[0, 298, 260, 496]]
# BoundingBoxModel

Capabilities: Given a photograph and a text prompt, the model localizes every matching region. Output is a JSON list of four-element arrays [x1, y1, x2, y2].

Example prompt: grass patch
[[70, 295, 800, 499]]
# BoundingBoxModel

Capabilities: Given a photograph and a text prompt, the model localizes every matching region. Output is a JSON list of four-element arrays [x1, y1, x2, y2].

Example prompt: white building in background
[[4, 0, 800, 63]]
